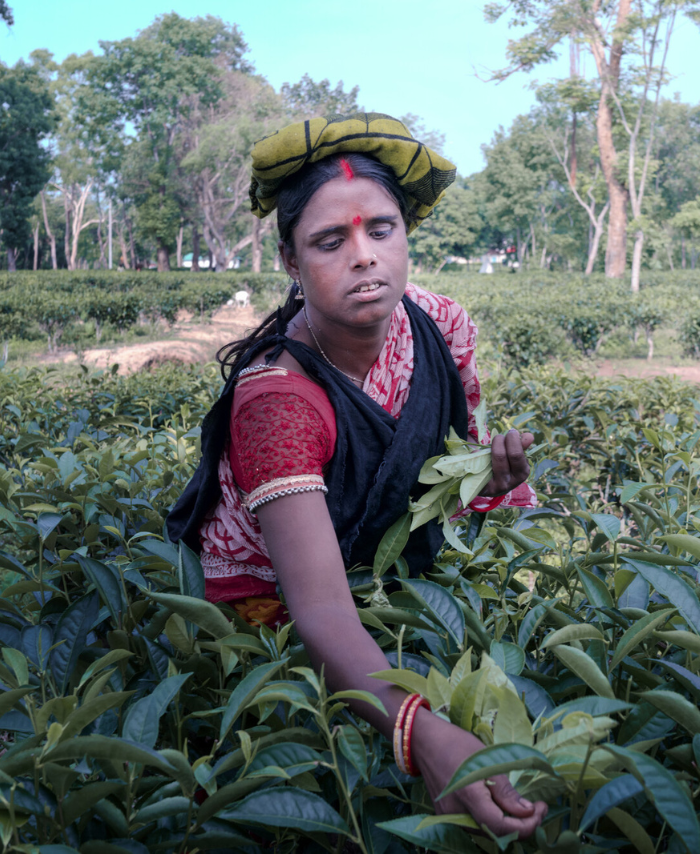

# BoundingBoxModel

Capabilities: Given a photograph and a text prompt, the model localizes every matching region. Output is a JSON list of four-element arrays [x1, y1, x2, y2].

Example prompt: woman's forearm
[[292, 603, 410, 739]]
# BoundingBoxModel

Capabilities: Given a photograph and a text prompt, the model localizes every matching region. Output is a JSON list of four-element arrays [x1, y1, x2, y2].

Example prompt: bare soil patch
[[591, 357, 700, 384], [35, 307, 700, 384], [38, 304, 260, 374]]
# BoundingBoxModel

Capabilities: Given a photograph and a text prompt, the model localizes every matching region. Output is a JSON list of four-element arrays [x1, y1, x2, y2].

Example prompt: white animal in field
[[234, 290, 250, 308]]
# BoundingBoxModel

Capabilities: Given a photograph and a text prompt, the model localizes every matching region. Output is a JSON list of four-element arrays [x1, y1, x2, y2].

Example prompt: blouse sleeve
[[230, 390, 335, 513]]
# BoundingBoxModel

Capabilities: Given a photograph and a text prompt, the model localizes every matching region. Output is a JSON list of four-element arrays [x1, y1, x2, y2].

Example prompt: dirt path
[[591, 358, 700, 384], [39, 305, 260, 374], [37, 308, 700, 383]]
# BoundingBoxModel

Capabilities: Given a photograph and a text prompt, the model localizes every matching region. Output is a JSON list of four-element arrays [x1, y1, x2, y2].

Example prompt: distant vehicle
[[182, 253, 242, 270]]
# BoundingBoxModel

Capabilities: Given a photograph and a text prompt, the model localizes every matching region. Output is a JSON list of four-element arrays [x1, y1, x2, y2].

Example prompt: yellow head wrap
[[249, 112, 456, 233]]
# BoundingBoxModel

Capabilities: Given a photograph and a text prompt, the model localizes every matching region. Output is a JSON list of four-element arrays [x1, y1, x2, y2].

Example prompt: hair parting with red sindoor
[[340, 158, 354, 181], [217, 153, 410, 378]]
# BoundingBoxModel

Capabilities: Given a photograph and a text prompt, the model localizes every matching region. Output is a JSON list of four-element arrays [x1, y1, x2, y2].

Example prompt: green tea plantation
[[1, 358, 700, 854]]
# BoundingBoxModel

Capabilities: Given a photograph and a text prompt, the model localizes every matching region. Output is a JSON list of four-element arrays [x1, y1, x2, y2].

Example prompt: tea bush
[[1, 362, 700, 852], [4, 270, 700, 366]]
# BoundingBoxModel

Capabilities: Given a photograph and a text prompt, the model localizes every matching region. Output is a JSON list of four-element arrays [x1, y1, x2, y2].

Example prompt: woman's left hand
[[480, 429, 534, 497]]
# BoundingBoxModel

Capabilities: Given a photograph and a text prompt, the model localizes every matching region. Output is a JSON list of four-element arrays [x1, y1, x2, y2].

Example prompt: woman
[[168, 113, 547, 839]]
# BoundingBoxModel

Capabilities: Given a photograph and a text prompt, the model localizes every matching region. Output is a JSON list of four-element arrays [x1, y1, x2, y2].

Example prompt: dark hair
[[217, 153, 409, 378]]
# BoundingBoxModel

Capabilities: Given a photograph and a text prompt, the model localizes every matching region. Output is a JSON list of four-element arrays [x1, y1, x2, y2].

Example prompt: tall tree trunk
[[118, 224, 130, 269], [64, 192, 72, 270], [97, 215, 106, 269], [7, 248, 16, 272], [590, 0, 632, 279], [569, 113, 577, 187], [33, 224, 40, 270], [251, 217, 263, 273], [630, 229, 644, 293], [665, 241, 674, 271], [176, 226, 184, 268], [128, 219, 137, 269], [192, 225, 200, 271], [156, 241, 171, 272], [41, 192, 57, 270], [585, 201, 610, 275], [598, 97, 628, 278]]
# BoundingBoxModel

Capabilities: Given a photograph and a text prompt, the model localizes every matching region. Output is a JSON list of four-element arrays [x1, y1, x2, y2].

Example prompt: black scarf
[[166, 296, 470, 575]]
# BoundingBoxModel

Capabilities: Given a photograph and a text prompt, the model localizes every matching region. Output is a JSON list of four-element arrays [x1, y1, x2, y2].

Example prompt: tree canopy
[[2, 8, 700, 278]]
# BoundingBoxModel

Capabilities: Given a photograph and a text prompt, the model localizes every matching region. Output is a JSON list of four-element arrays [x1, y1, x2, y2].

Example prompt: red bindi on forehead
[[352, 215, 362, 226], [340, 158, 354, 181]]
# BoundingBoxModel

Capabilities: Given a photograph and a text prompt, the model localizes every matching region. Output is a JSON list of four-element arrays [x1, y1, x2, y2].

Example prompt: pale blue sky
[[2, 0, 699, 175]]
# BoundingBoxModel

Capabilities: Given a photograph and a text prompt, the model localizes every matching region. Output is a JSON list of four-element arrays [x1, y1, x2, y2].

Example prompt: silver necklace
[[303, 306, 364, 385]]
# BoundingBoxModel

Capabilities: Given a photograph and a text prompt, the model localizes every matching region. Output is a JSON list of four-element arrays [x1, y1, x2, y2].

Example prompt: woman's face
[[280, 175, 409, 331]]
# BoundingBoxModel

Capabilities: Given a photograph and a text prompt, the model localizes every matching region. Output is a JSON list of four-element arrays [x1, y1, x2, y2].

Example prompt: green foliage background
[[1, 351, 700, 851]]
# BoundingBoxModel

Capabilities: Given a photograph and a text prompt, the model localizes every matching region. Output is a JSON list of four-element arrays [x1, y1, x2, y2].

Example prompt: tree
[[409, 183, 483, 273], [81, 13, 251, 270], [400, 114, 446, 156], [281, 73, 359, 119], [0, 1, 12, 26], [29, 50, 105, 270], [536, 82, 610, 273], [653, 98, 700, 267], [671, 199, 700, 268], [180, 70, 282, 271], [485, 0, 699, 284], [0, 63, 55, 270]]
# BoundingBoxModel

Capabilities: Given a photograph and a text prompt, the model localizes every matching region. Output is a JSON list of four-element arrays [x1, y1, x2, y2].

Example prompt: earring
[[294, 280, 305, 301]]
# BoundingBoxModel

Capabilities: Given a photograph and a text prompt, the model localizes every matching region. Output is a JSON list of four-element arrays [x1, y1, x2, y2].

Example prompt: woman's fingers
[[482, 430, 534, 496], [503, 430, 532, 482], [489, 775, 540, 817], [453, 781, 546, 841]]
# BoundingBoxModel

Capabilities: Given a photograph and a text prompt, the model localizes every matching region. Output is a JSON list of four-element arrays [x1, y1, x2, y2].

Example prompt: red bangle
[[402, 696, 431, 776], [393, 693, 420, 774]]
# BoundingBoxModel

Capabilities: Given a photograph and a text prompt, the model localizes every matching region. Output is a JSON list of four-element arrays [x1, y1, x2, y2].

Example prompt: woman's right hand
[[411, 707, 548, 840]]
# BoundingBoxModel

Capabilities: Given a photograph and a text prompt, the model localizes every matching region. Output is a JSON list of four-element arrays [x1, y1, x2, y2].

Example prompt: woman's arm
[[256, 491, 547, 839]]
